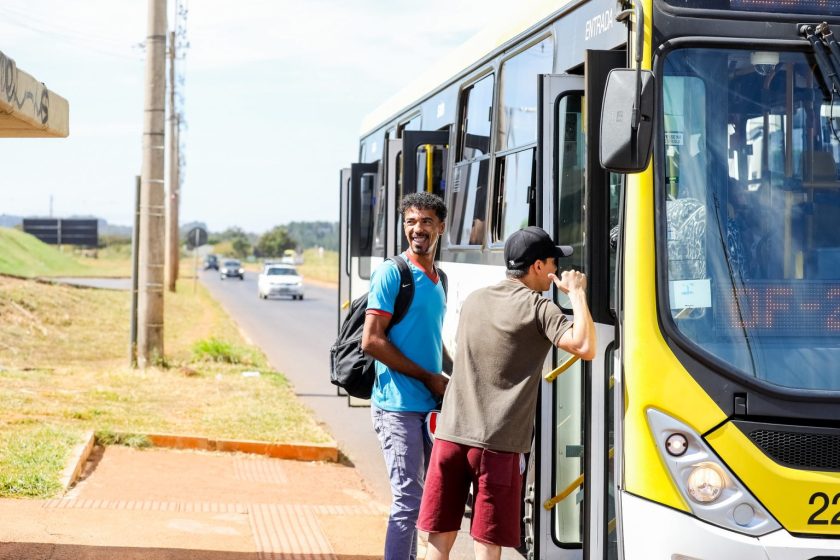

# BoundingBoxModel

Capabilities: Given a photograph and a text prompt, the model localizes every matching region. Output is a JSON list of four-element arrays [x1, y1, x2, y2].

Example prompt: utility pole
[[137, 0, 167, 368], [166, 29, 180, 293]]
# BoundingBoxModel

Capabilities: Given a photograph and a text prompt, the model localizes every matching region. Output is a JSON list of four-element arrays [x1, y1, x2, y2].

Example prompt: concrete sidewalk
[[0, 445, 390, 559]]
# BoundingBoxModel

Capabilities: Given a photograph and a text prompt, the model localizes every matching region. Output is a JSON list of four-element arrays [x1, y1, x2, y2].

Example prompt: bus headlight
[[686, 463, 724, 503], [646, 408, 781, 536]]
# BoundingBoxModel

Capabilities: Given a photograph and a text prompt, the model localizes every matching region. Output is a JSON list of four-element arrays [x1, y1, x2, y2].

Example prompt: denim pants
[[371, 405, 432, 560]]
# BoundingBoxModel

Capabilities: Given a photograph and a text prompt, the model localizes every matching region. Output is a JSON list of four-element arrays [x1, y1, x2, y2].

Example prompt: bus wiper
[[800, 24, 840, 94], [817, 22, 840, 81]]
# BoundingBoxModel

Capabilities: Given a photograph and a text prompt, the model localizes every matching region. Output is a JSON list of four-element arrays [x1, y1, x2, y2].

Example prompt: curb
[[143, 433, 339, 462], [60, 430, 95, 492]]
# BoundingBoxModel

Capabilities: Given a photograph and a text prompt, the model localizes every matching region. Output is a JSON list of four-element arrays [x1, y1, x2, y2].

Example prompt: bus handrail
[[544, 355, 580, 382], [543, 448, 615, 510]]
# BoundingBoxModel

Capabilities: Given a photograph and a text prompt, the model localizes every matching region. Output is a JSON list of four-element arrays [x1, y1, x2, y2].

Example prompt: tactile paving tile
[[233, 455, 289, 485], [41, 499, 386, 558], [249, 504, 334, 559]]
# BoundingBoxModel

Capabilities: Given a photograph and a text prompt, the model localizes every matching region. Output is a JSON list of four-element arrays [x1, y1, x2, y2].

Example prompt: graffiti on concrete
[[0, 52, 49, 125]]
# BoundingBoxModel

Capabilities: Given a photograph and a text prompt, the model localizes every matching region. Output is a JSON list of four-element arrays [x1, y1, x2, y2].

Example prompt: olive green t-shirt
[[435, 278, 571, 453]]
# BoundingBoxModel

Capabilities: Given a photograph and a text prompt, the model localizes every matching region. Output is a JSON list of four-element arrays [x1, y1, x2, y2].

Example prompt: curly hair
[[399, 192, 447, 222]]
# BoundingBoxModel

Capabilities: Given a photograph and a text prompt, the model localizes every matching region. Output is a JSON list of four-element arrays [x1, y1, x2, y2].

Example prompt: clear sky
[[0, 0, 512, 234]]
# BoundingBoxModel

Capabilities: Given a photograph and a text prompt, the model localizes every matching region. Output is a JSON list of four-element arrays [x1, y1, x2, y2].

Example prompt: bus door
[[349, 162, 379, 298], [533, 73, 586, 560], [533, 51, 624, 560], [338, 167, 352, 328], [397, 130, 450, 253], [342, 162, 380, 406]]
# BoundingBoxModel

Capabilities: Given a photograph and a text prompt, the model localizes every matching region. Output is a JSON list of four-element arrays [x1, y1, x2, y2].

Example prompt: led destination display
[[714, 281, 840, 336]]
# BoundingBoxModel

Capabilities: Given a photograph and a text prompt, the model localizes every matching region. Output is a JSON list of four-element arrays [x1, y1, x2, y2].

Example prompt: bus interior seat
[[803, 151, 839, 188]]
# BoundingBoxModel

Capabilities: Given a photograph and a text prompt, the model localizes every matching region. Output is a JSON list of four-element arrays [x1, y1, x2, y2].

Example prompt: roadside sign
[[23, 218, 98, 246], [186, 226, 208, 249]]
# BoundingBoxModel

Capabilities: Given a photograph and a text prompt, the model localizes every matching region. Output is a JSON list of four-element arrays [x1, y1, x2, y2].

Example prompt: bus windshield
[[661, 46, 840, 392], [662, 0, 840, 16]]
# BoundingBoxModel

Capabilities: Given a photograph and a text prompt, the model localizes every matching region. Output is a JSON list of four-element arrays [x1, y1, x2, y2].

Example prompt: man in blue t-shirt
[[362, 192, 449, 560]]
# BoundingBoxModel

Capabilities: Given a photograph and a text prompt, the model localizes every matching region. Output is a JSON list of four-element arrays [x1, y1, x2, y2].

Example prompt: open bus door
[[395, 130, 450, 253], [533, 51, 624, 560], [342, 162, 380, 406], [338, 168, 352, 326]]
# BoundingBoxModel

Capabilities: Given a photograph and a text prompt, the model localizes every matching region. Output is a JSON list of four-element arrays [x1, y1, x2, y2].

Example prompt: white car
[[258, 264, 304, 300]]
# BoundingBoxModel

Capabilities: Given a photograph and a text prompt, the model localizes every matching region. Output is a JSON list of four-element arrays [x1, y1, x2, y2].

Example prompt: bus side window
[[492, 36, 554, 244], [451, 74, 494, 246]]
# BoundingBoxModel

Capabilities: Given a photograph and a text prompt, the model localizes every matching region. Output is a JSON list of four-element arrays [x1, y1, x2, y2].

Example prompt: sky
[[0, 0, 514, 234]]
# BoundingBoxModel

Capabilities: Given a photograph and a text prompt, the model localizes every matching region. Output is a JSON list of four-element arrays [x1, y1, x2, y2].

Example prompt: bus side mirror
[[600, 68, 655, 173]]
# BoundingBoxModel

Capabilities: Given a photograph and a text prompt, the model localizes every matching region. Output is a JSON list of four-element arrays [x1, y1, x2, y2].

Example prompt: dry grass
[[0, 275, 332, 497], [296, 248, 337, 285]]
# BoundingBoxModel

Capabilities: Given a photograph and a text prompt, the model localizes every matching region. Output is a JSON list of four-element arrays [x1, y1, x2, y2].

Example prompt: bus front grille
[[734, 421, 840, 472]]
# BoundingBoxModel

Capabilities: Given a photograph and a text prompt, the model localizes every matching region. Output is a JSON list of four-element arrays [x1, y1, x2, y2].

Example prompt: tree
[[231, 234, 252, 259], [285, 221, 338, 251], [256, 226, 297, 258]]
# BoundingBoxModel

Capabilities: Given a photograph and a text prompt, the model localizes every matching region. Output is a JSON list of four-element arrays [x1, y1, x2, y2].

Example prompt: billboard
[[22, 218, 98, 246]]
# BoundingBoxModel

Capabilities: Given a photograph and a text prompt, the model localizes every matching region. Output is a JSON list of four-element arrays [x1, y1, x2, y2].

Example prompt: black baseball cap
[[504, 226, 573, 270]]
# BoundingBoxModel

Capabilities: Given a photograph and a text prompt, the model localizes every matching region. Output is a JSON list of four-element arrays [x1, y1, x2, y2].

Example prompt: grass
[[192, 337, 261, 364], [0, 261, 333, 498], [296, 248, 337, 285], [0, 426, 81, 498], [0, 227, 132, 278]]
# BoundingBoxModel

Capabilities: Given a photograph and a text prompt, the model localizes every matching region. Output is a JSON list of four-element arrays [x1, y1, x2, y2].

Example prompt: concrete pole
[[138, 0, 167, 367], [166, 30, 180, 293]]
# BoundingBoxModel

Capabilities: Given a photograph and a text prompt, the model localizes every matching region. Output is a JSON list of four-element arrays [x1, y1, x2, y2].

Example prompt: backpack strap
[[387, 255, 414, 330], [436, 267, 448, 301]]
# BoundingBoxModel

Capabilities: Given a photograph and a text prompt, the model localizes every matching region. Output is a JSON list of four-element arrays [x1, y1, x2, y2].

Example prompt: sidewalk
[[0, 445, 390, 559]]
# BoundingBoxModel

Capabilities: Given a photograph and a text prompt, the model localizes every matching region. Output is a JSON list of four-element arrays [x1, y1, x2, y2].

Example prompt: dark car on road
[[203, 254, 218, 270], [220, 259, 244, 280]]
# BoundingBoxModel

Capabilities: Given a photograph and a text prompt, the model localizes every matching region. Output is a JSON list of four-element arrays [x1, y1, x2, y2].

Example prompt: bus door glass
[[399, 130, 450, 252], [339, 167, 352, 325], [350, 162, 379, 283], [386, 138, 403, 256]]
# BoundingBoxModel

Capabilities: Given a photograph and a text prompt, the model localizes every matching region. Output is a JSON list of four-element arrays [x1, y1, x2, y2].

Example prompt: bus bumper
[[621, 492, 840, 560]]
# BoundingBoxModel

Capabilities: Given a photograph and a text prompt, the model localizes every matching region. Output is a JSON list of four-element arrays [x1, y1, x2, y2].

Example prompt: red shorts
[[417, 438, 522, 548]]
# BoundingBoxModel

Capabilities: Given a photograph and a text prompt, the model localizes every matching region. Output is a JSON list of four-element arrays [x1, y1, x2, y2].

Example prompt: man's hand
[[424, 373, 449, 397], [549, 270, 587, 294]]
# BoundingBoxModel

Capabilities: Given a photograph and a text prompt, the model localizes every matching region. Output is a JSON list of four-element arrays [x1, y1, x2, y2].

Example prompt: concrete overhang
[[0, 50, 69, 138]]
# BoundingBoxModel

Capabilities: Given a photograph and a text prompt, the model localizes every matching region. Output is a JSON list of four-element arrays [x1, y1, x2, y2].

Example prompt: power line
[[0, 4, 144, 61]]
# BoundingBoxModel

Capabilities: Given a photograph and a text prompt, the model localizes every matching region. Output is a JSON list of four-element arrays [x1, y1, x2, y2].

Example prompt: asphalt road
[[199, 269, 390, 503]]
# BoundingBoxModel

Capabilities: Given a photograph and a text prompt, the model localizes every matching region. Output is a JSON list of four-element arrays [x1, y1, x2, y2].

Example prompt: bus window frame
[[488, 34, 555, 249], [349, 162, 380, 280], [449, 68, 497, 250]]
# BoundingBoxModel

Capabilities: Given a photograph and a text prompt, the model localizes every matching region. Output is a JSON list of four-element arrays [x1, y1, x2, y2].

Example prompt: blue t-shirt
[[367, 253, 446, 413]]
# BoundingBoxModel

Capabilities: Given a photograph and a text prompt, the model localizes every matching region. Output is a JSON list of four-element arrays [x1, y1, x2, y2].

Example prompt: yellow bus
[[338, 0, 840, 557]]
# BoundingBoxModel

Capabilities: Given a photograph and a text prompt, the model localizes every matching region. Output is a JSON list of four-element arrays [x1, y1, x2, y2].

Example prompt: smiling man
[[361, 192, 449, 560]]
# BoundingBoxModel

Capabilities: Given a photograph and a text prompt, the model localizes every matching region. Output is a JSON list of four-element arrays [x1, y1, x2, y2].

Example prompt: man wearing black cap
[[417, 226, 596, 560]]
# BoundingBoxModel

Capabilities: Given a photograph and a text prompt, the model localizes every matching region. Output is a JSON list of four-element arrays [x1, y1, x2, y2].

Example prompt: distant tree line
[[206, 221, 338, 260]]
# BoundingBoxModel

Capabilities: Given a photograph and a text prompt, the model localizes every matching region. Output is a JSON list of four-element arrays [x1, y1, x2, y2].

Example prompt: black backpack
[[329, 255, 447, 399]]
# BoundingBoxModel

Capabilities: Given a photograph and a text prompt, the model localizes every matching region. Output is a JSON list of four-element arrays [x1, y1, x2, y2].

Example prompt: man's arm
[[361, 313, 448, 397], [549, 270, 597, 360]]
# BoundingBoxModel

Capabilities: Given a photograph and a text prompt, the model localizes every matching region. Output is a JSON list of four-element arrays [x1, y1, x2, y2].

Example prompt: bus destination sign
[[714, 281, 840, 336]]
